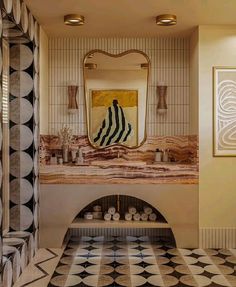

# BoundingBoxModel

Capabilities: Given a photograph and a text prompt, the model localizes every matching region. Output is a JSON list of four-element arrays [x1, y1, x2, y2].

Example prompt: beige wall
[[40, 27, 49, 134], [40, 184, 199, 248], [199, 25, 236, 228]]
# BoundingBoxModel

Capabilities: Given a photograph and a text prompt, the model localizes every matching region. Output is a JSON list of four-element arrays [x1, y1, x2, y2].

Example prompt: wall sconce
[[157, 84, 167, 114], [68, 82, 78, 114]]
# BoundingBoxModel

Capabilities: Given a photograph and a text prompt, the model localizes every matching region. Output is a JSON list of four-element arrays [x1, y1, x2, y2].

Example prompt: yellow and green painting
[[90, 89, 138, 147]]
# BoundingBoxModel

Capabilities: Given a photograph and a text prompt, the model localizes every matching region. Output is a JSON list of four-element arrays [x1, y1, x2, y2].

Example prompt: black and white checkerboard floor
[[48, 236, 236, 287]]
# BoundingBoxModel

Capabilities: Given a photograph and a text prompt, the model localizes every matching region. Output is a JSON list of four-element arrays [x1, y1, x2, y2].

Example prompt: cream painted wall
[[40, 27, 49, 134], [199, 25, 236, 228], [40, 184, 199, 248]]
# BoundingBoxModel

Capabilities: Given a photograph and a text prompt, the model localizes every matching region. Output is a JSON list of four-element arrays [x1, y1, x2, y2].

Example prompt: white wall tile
[[48, 37, 190, 136]]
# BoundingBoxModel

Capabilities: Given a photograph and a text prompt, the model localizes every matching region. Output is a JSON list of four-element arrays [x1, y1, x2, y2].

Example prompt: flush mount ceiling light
[[156, 14, 177, 26], [64, 14, 85, 26]]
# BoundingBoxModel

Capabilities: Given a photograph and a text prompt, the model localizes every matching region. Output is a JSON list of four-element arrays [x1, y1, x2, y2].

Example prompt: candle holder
[[68, 84, 78, 114], [157, 85, 167, 114]]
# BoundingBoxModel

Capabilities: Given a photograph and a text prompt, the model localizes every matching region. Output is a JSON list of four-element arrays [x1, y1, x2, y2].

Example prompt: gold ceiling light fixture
[[156, 14, 177, 26], [64, 14, 85, 26]]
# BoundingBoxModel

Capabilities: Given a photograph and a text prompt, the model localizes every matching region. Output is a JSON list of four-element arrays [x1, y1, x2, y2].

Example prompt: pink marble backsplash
[[40, 135, 198, 166]]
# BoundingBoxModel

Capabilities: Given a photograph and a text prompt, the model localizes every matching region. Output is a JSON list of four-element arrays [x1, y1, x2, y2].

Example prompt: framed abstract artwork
[[213, 67, 236, 156], [90, 89, 138, 148]]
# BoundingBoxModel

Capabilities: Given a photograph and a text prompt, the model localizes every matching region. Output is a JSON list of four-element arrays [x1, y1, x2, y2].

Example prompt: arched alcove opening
[[66, 194, 176, 247]]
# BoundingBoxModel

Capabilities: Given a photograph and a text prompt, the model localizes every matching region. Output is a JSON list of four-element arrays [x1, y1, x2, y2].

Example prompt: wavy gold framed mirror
[[83, 49, 150, 149]]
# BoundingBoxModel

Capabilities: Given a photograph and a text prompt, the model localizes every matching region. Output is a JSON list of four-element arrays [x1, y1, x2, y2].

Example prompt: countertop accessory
[[155, 148, 162, 162], [58, 126, 72, 163], [163, 149, 169, 162]]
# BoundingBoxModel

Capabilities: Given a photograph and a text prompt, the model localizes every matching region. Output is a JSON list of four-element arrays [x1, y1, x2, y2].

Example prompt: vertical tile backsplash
[[48, 38, 190, 136]]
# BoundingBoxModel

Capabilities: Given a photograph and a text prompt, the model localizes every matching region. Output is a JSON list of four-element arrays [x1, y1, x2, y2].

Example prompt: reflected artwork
[[91, 89, 138, 147]]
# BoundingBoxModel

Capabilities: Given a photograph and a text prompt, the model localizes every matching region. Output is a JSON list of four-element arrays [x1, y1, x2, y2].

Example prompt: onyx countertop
[[39, 160, 198, 184]]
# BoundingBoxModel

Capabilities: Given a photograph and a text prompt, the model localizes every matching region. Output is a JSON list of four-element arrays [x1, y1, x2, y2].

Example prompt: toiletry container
[[155, 149, 162, 162], [162, 149, 169, 162]]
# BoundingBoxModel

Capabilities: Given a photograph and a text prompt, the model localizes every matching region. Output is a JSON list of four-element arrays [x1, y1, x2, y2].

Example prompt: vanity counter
[[39, 161, 198, 184]]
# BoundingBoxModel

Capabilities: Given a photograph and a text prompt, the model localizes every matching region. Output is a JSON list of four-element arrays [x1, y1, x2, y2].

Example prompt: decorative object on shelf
[[125, 212, 132, 221], [162, 149, 170, 162], [155, 148, 162, 162], [112, 212, 120, 221], [157, 84, 168, 114], [156, 14, 177, 26], [144, 206, 153, 215], [92, 212, 103, 220], [133, 213, 141, 221], [84, 212, 93, 220], [140, 213, 148, 221], [128, 206, 137, 215], [71, 149, 77, 163], [93, 205, 102, 212], [75, 148, 84, 165], [58, 126, 73, 163], [50, 153, 57, 165], [149, 213, 157, 221], [104, 212, 112, 221], [68, 82, 78, 114], [108, 206, 116, 215], [64, 14, 85, 26], [213, 67, 236, 156], [58, 157, 63, 165]]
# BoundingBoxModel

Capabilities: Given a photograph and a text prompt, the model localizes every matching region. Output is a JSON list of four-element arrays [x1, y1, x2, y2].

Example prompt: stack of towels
[[125, 206, 157, 222], [104, 206, 120, 221], [84, 205, 103, 220]]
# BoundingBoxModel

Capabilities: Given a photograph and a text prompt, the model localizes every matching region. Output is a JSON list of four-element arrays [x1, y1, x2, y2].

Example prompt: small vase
[[62, 145, 69, 163]]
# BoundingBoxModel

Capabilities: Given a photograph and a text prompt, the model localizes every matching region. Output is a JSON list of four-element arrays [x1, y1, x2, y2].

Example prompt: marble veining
[[40, 135, 198, 184]]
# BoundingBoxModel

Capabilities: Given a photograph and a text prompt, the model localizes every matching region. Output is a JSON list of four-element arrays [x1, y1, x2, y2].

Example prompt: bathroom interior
[[0, 0, 236, 286]]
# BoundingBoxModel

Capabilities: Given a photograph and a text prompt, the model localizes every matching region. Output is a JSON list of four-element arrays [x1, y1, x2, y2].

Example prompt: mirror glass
[[84, 50, 150, 149]]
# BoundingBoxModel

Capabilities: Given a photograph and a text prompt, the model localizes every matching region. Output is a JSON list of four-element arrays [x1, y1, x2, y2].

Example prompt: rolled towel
[[112, 212, 120, 221], [125, 212, 133, 221], [104, 212, 112, 221], [140, 212, 148, 221], [133, 213, 141, 221], [149, 213, 157, 222], [128, 206, 137, 215], [93, 205, 102, 212], [108, 206, 116, 215], [144, 206, 153, 215], [84, 212, 93, 220], [92, 211, 103, 220]]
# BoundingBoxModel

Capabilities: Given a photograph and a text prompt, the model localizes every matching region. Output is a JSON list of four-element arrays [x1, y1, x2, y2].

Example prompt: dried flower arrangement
[[58, 125, 73, 147]]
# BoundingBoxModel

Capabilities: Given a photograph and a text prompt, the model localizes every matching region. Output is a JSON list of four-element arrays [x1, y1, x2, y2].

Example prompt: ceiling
[[25, 0, 236, 37]]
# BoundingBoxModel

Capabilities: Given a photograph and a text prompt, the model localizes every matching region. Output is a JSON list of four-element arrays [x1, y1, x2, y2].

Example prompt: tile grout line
[[18, 249, 59, 287]]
